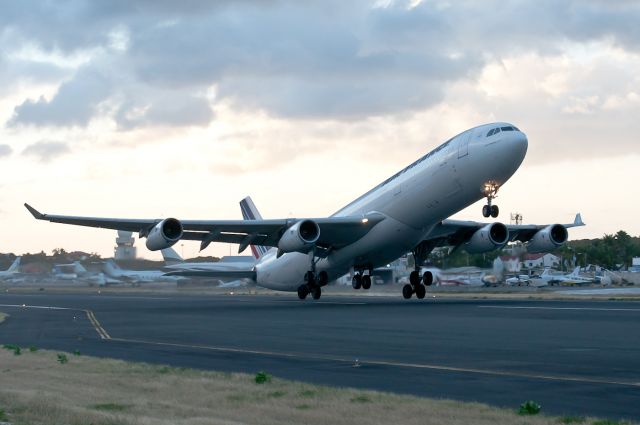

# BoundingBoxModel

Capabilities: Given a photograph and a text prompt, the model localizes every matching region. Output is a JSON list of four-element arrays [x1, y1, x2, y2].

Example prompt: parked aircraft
[[532, 267, 595, 286], [102, 260, 183, 284], [26, 122, 585, 300], [0, 257, 22, 281], [160, 247, 254, 287]]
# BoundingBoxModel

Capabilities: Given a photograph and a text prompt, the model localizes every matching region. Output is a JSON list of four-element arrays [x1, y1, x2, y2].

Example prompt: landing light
[[361, 218, 369, 224]]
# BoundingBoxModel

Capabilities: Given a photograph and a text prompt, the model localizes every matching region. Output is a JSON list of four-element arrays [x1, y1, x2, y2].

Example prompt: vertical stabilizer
[[161, 247, 183, 266], [73, 261, 87, 275], [239, 196, 268, 260], [7, 257, 21, 273]]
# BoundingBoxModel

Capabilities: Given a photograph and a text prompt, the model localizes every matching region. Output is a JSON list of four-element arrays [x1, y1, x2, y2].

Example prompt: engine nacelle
[[526, 224, 568, 253], [465, 223, 509, 254], [145, 218, 183, 251], [278, 219, 320, 253]]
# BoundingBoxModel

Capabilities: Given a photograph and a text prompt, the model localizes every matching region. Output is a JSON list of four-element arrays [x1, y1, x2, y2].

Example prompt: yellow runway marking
[[85, 309, 111, 340], [109, 337, 640, 388], [0, 303, 110, 340]]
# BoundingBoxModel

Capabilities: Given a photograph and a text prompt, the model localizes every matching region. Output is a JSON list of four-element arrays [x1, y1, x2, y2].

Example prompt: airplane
[[0, 257, 22, 281], [532, 267, 594, 286], [160, 247, 255, 287], [400, 267, 491, 287], [102, 259, 184, 284], [160, 247, 256, 272], [25, 122, 585, 300]]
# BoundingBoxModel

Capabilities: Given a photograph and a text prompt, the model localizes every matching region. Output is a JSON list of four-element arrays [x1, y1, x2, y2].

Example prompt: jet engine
[[278, 219, 320, 253], [526, 224, 568, 253], [465, 223, 509, 254], [145, 218, 183, 251]]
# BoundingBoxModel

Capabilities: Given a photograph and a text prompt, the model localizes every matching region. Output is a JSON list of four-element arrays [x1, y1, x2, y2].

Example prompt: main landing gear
[[351, 270, 372, 291], [297, 250, 328, 301], [482, 182, 500, 218], [402, 269, 433, 300]]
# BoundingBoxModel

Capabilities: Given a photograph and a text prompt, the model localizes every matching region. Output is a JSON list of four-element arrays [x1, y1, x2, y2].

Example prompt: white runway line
[[478, 305, 640, 312]]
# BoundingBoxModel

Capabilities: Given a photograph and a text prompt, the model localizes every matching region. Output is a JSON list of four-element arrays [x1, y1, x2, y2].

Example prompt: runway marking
[[85, 310, 111, 340], [108, 337, 640, 388], [0, 303, 111, 340], [479, 305, 640, 312]]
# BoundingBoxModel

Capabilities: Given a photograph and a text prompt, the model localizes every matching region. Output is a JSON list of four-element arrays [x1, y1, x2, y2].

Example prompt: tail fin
[[161, 247, 183, 266], [239, 196, 268, 260], [73, 261, 87, 275], [7, 257, 21, 273]]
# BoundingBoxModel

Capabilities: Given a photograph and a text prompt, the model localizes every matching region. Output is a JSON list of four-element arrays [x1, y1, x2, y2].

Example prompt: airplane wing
[[420, 213, 585, 250], [24, 203, 386, 255]]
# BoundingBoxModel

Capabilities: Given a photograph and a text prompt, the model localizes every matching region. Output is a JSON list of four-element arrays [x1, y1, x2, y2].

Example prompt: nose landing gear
[[482, 182, 500, 218]]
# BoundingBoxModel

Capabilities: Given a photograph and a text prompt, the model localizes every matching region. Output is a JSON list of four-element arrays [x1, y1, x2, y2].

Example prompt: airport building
[[114, 230, 137, 260], [522, 253, 560, 269]]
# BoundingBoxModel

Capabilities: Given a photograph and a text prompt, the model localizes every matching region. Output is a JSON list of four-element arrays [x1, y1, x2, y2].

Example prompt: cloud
[[22, 141, 70, 162], [8, 67, 111, 127], [1, 0, 640, 141], [0, 144, 12, 157]]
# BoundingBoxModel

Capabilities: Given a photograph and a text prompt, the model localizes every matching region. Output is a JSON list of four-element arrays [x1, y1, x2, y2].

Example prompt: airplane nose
[[513, 131, 528, 160]]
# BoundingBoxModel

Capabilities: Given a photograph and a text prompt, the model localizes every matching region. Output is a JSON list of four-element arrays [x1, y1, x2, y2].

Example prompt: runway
[[1, 291, 639, 420]]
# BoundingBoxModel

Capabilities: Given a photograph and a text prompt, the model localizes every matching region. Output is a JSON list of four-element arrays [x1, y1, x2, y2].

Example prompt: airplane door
[[457, 131, 470, 158]]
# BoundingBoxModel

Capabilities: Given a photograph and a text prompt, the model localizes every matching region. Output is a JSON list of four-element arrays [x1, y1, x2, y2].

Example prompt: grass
[[0, 348, 635, 425], [0, 312, 7, 324]]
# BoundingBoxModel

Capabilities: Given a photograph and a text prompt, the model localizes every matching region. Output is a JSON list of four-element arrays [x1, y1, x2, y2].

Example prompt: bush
[[57, 353, 68, 364], [73, 350, 81, 356], [29, 346, 38, 352], [519, 400, 541, 415], [255, 371, 272, 384], [0, 408, 8, 421]]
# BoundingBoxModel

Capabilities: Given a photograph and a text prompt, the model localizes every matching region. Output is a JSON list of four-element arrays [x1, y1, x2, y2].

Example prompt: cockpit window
[[501, 126, 514, 131], [487, 129, 495, 137]]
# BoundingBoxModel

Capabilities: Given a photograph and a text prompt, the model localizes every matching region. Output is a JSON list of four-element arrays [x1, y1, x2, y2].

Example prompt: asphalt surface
[[1, 290, 639, 420]]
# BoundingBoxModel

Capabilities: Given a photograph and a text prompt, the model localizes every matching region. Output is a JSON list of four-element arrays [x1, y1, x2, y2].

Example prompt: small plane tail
[[239, 196, 268, 260], [73, 261, 87, 275], [7, 256, 21, 273], [161, 247, 183, 266]]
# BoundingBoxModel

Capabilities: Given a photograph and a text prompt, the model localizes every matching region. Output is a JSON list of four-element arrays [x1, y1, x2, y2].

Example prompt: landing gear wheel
[[317, 271, 329, 287], [352, 274, 362, 290], [409, 270, 420, 286], [482, 204, 491, 218], [415, 284, 426, 299], [402, 284, 413, 299], [311, 286, 321, 300], [490, 205, 499, 218], [297, 285, 309, 300], [362, 275, 372, 290], [304, 271, 316, 286], [422, 271, 433, 286]]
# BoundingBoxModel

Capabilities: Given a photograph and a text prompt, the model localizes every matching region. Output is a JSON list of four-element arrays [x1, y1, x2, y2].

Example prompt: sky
[[1, 0, 639, 260]]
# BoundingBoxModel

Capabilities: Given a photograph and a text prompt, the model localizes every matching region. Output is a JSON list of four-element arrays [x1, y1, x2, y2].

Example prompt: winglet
[[573, 213, 585, 227], [24, 203, 45, 220]]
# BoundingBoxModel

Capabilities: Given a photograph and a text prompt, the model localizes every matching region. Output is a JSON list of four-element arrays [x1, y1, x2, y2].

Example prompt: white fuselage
[[255, 122, 528, 291]]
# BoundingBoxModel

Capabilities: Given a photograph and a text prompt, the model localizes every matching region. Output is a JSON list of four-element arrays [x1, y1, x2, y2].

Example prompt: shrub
[[255, 371, 272, 384], [29, 346, 38, 352], [57, 353, 68, 364], [519, 400, 541, 415]]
